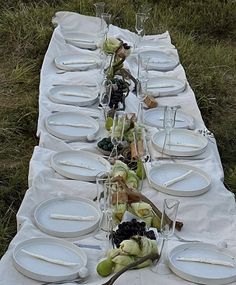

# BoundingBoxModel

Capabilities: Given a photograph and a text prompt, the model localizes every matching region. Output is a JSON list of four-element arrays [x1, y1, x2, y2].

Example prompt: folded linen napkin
[[163, 170, 193, 187], [176, 256, 235, 268], [50, 214, 96, 221], [60, 92, 91, 98], [59, 160, 96, 170], [166, 142, 201, 149], [147, 83, 175, 89], [21, 249, 79, 266], [48, 121, 92, 128]]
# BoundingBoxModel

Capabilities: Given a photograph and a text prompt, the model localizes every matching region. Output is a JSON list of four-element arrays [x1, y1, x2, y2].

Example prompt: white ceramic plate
[[13, 237, 87, 282], [152, 129, 208, 156], [149, 163, 211, 196], [63, 32, 98, 50], [45, 112, 99, 141], [139, 50, 179, 71], [48, 85, 98, 107], [168, 242, 236, 285], [144, 107, 195, 129], [34, 197, 101, 238], [55, 54, 100, 71], [147, 77, 186, 96], [50, 150, 111, 181]]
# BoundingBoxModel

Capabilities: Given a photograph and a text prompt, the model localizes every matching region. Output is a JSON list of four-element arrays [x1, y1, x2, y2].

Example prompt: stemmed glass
[[152, 198, 180, 274], [94, 2, 105, 18], [161, 106, 180, 154], [101, 13, 111, 38], [135, 12, 146, 49], [133, 127, 150, 192], [109, 111, 126, 161], [99, 78, 112, 120]]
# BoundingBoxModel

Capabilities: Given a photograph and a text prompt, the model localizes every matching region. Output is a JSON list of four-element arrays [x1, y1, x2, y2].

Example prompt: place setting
[[54, 53, 101, 72], [63, 32, 99, 50], [45, 111, 100, 142], [47, 84, 99, 107]]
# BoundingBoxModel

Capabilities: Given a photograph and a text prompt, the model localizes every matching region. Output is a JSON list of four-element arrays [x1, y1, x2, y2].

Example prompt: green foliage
[[0, 0, 235, 257]]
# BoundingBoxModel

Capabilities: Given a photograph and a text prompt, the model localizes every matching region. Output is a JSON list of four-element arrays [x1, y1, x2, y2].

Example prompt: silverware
[[56, 70, 81, 74], [73, 243, 102, 250], [52, 83, 97, 87], [174, 233, 201, 243], [155, 155, 206, 161], [41, 277, 87, 285]]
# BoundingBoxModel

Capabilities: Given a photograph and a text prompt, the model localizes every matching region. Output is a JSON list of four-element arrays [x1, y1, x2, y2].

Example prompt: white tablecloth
[[1, 12, 236, 285]]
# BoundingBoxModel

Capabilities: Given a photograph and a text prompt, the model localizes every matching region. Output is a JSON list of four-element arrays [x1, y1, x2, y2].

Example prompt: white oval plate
[[152, 129, 208, 156], [50, 150, 111, 181], [63, 32, 98, 50], [48, 85, 98, 107], [147, 77, 186, 96], [168, 242, 236, 285], [13, 237, 87, 282], [144, 107, 195, 129], [34, 197, 101, 238], [54, 54, 100, 71], [139, 50, 179, 71], [45, 112, 99, 141], [149, 163, 211, 196]]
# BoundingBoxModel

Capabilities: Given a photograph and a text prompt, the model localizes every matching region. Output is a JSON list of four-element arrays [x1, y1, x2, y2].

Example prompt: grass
[[0, 0, 235, 257]]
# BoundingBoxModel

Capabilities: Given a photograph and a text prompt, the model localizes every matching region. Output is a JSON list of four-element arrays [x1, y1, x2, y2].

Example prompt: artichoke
[[126, 170, 140, 189], [120, 239, 141, 256], [103, 37, 122, 54]]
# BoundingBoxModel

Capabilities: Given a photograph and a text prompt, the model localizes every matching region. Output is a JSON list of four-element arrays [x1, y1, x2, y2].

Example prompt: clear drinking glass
[[135, 12, 146, 49], [136, 79, 147, 124], [101, 13, 111, 37], [94, 2, 105, 18], [110, 111, 126, 160], [152, 198, 180, 274], [99, 78, 112, 120], [161, 106, 179, 154]]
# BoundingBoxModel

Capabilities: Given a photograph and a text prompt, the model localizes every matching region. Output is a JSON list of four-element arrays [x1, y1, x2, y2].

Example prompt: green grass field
[[0, 0, 235, 257]]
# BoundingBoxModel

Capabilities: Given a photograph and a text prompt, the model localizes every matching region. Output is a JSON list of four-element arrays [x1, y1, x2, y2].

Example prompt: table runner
[[0, 12, 236, 285]]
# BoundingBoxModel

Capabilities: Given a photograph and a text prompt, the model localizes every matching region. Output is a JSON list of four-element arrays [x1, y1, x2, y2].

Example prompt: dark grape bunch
[[109, 78, 128, 110], [112, 219, 156, 248]]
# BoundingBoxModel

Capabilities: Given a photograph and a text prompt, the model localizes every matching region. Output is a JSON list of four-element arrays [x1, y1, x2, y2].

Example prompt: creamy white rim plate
[[48, 85, 98, 106], [54, 54, 100, 71], [168, 242, 236, 285], [34, 196, 101, 238], [152, 129, 208, 156], [144, 107, 195, 129], [139, 50, 179, 71], [63, 32, 98, 50], [13, 237, 87, 282], [45, 112, 99, 141], [147, 77, 186, 96], [50, 150, 111, 181], [149, 163, 211, 196]]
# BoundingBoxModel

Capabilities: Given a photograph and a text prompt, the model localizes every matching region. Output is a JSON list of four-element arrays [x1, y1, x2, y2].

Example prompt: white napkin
[[176, 256, 235, 268], [59, 92, 92, 98], [148, 83, 175, 89], [163, 170, 193, 187], [48, 121, 92, 128], [167, 142, 201, 149], [59, 160, 96, 170], [50, 214, 96, 221], [21, 249, 79, 266], [62, 59, 96, 65]]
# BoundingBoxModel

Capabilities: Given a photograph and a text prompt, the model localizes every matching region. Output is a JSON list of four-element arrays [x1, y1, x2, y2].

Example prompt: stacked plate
[[50, 150, 111, 181], [13, 237, 87, 282], [152, 129, 208, 157], [45, 112, 99, 141], [146, 77, 186, 97], [139, 50, 179, 71], [149, 163, 211, 196], [144, 107, 195, 129], [54, 54, 100, 71], [48, 85, 98, 106], [63, 32, 98, 50], [34, 196, 101, 237], [168, 242, 236, 285]]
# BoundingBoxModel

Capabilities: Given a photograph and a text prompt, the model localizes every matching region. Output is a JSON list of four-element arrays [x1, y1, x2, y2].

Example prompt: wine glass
[[161, 106, 179, 154], [109, 111, 126, 160], [101, 13, 111, 38], [99, 78, 112, 120], [136, 79, 147, 125], [152, 198, 180, 274], [94, 2, 105, 18], [135, 12, 146, 49], [133, 127, 150, 192]]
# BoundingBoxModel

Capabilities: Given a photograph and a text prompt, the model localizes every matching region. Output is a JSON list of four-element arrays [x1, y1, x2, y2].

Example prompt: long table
[[1, 12, 236, 285]]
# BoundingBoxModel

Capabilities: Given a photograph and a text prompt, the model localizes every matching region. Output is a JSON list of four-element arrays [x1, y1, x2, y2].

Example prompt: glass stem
[[137, 101, 144, 125]]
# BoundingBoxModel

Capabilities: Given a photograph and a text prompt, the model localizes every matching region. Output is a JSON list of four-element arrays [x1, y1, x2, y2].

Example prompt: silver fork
[[41, 277, 87, 285], [174, 233, 201, 243]]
